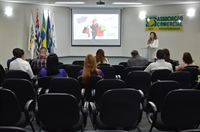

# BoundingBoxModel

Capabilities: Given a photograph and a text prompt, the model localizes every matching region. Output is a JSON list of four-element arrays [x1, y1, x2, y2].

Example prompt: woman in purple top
[[38, 53, 68, 77], [78, 54, 104, 84]]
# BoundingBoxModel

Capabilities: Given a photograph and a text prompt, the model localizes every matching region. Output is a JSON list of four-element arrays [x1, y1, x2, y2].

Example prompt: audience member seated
[[10, 49, 34, 79], [7, 48, 20, 69], [127, 50, 148, 66], [31, 47, 47, 68], [95, 49, 109, 64], [163, 48, 176, 65], [38, 53, 68, 77], [78, 54, 104, 84], [144, 49, 173, 73], [176, 52, 196, 71]]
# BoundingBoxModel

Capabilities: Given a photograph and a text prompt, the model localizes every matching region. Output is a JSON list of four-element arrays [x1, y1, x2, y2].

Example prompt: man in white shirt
[[144, 49, 173, 73], [10, 49, 34, 79]]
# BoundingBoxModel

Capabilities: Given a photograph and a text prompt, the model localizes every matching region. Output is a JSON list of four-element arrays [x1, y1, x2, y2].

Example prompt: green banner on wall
[[146, 16, 183, 31]]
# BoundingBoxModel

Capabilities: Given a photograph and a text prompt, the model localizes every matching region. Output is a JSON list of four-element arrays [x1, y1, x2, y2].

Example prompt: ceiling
[[0, 0, 199, 8]]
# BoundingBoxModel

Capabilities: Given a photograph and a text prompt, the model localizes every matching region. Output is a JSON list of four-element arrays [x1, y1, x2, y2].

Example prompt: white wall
[[0, 2, 199, 68], [123, 4, 200, 65], [0, 2, 70, 67]]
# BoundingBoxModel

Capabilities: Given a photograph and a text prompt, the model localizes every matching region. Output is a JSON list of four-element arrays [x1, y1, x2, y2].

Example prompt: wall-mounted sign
[[146, 16, 183, 31]]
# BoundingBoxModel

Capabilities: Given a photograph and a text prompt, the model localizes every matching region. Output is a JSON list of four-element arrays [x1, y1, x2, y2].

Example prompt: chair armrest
[[24, 100, 35, 132], [37, 87, 42, 96], [137, 103, 143, 125], [138, 89, 144, 98], [89, 102, 97, 128], [24, 100, 35, 122], [146, 101, 157, 125], [34, 102, 41, 127], [82, 101, 89, 127], [192, 81, 198, 89], [81, 88, 85, 105], [45, 89, 49, 93], [138, 89, 144, 104], [91, 89, 95, 99]]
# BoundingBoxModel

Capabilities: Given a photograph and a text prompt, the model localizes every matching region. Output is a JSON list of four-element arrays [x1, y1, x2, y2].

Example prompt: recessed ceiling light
[[5, 7, 13, 16], [112, 2, 142, 5], [55, 2, 85, 4], [187, 8, 195, 17]]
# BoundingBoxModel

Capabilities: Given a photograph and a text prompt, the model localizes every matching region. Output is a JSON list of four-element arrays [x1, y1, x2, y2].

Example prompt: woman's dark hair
[[46, 53, 59, 76], [182, 52, 194, 64], [96, 49, 106, 63], [163, 48, 171, 62]]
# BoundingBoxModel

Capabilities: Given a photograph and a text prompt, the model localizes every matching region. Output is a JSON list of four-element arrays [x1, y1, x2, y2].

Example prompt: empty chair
[[112, 65, 125, 79], [0, 70, 4, 86], [0, 127, 30, 132], [119, 62, 128, 68], [48, 78, 83, 107], [151, 69, 172, 83], [85, 130, 128, 132], [144, 80, 180, 112], [194, 82, 200, 90], [31, 67, 42, 75], [122, 66, 144, 81], [182, 66, 199, 82], [146, 89, 200, 132], [168, 71, 191, 89], [59, 64, 72, 69], [0, 64, 6, 78], [98, 63, 110, 67], [36, 93, 87, 131], [126, 71, 151, 96], [5, 70, 31, 81], [89, 89, 143, 130], [72, 60, 84, 66], [3, 79, 36, 111], [0, 88, 35, 132], [181, 129, 200, 132], [37, 76, 53, 95], [97, 66, 115, 79], [93, 79, 126, 109], [78, 75, 102, 101], [58, 62, 64, 66], [65, 65, 83, 79]]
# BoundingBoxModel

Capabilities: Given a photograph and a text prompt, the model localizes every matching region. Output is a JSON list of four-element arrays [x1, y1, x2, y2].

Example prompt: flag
[[28, 12, 35, 59], [46, 12, 52, 53], [51, 12, 57, 53], [41, 12, 47, 48], [34, 11, 41, 58]]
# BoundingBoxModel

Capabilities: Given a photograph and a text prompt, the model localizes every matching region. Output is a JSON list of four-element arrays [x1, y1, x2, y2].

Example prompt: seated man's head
[[131, 50, 138, 58], [13, 48, 20, 57], [156, 49, 164, 59], [15, 49, 24, 59], [39, 47, 47, 56]]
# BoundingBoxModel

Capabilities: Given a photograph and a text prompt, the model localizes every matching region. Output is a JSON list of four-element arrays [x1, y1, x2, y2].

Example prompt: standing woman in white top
[[147, 32, 159, 62], [95, 49, 109, 64]]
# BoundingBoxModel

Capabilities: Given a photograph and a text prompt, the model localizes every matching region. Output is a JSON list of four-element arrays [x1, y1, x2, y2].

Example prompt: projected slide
[[74, 14, 119, 40]]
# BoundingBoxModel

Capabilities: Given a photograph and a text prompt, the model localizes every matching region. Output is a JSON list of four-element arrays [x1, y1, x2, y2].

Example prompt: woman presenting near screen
[[146, 32, 159, 62]]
